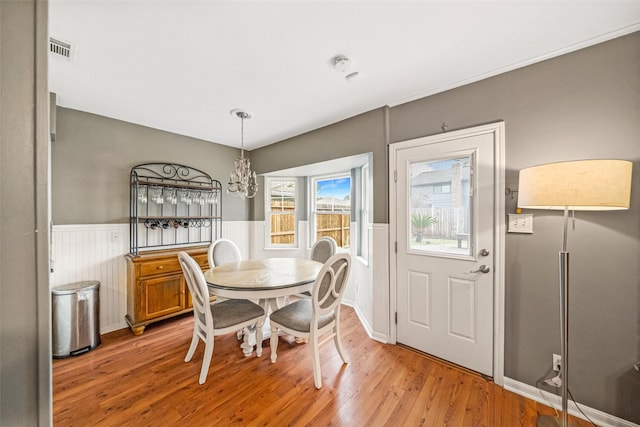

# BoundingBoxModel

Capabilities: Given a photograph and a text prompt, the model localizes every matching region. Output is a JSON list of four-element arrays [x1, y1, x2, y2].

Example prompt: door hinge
[[395, 241, 397, 253], [395, 312, 398, 324], [394, 170, 397, 182]]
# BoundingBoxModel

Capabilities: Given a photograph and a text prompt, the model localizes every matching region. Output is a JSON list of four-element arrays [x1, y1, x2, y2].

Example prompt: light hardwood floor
[[53, 306, 595, 426]]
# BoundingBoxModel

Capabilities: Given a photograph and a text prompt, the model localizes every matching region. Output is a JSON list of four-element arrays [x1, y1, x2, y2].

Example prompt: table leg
[[239, 297, 297, 356], [240, 324, 257, 357]]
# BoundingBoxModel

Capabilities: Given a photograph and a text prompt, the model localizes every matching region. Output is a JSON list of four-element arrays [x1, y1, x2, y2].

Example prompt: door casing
[[388, 121, 505, 386]]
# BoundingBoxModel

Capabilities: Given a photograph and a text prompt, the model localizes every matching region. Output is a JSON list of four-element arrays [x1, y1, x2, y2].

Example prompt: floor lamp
[[517, 159, 633, 427]]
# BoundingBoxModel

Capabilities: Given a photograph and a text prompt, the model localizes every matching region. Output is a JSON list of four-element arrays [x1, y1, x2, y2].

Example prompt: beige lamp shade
[[518, 159, 632, 211]]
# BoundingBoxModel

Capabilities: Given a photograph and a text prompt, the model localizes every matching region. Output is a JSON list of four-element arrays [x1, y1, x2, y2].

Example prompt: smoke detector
[[332, 56, 352, 72]]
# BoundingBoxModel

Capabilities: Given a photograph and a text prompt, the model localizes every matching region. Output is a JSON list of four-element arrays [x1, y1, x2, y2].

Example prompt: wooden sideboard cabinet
[[125, 246, 211, 335]]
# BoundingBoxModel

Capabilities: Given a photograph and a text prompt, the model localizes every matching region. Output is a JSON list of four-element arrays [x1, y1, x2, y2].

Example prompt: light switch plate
[[508, 214, 533, 233]]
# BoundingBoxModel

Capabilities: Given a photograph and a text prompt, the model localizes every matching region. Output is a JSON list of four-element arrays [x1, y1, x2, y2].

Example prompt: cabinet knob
[[157, 265, 164, 270]]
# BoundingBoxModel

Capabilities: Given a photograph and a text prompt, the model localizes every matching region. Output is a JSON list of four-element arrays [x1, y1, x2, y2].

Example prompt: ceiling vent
[[49, 38, 72, 60]]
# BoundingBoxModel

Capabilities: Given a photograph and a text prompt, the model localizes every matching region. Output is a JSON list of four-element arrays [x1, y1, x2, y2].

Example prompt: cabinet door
[[138, 274, 185, 320]]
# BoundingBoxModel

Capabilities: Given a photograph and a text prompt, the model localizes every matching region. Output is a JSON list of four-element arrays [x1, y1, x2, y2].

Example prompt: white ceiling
[[49, 1, 640, 150]]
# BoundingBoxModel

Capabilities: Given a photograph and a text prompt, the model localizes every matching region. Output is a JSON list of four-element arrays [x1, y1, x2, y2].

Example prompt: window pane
[[267, 179, 296, 246], [315, 177, 350, 212], [409, 156, 471, 256], [313, 176, 351, 248], [270, 180, 295, 212], [316, 213, 350, 248], [270, 213, 295, 245]]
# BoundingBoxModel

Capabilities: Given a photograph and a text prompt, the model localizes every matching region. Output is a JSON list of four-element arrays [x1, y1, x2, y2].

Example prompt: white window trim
[[358, 163, 370, 263]]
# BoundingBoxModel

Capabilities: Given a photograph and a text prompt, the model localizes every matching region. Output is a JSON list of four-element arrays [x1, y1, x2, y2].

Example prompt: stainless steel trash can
[[52, 281, 101, 358]]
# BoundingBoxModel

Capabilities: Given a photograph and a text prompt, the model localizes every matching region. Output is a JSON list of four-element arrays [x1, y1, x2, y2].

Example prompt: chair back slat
[[178, 252, 212, 329], [312, 253, 351, 315]]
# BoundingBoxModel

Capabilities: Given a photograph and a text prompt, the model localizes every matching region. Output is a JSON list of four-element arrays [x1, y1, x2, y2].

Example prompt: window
[[409, 157, 471, 256], [311, 174, 351, 248], [263, 153, 371, 256], [265, 178, 297, 247], [433, 182, 451, 194]]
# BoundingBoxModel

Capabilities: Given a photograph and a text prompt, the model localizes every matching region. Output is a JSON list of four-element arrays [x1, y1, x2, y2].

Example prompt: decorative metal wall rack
[[129, 163, 222, 255]]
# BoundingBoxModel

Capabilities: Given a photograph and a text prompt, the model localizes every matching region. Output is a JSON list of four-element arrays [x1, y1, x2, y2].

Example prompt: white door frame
[[389, 121, 506, 386]]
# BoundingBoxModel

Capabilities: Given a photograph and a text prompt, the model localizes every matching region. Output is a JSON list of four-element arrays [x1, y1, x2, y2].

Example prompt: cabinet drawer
[[192, 254, 209, 269], [140, 258, 181, 276]]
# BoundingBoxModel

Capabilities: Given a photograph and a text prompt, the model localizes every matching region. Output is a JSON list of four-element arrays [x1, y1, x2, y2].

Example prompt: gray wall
[[52, 108, 249, 223], [0, 0, 51, 425], [251, 32, 640, 421], [49, 30, 640, 422], [390, 31, 639, 422], [250, 108, 388, 223]]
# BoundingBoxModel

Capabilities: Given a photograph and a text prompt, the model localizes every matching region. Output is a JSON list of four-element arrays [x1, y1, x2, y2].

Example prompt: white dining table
[[203, 257, 323, 356]]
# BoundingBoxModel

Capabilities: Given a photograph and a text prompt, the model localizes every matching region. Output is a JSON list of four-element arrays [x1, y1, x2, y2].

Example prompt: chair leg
[[198, 335, 214, 385], [270, 328, 279, 363], [185, 329, 199, 362], [333, 324, 348, 364], [310, 329, 322, 389]]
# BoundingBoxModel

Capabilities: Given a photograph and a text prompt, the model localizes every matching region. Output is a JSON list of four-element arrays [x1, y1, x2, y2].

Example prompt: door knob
[[479, 249, 490, 257], [470, 265, 491, 274]]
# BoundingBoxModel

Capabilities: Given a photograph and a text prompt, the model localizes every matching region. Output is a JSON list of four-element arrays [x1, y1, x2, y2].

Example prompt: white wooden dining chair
[[269, 253, 351, 389], [311, 236, 338, 263], [295, 236, 338, 299], [207, 238, 241, 267], [177, 251, 265, 384], [207, 238, 247, 340]]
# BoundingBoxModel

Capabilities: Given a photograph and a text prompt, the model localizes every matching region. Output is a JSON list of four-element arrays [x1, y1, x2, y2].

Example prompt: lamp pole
[[559, 206, 570, 427], [518, 159, 633, 427]]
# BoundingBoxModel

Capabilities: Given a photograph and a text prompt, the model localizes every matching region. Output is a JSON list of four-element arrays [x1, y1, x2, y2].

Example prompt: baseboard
[[342, 299, 388, 344], [503, 377, 639, 427]]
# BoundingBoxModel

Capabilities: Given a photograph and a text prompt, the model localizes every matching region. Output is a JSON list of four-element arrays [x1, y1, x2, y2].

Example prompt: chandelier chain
[[227, 109, 258, 199]]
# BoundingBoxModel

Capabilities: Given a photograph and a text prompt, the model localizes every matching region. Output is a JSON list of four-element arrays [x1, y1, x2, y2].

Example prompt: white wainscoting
[[371, 223, 390, 342], [51, 224, 129, 334], [51, 223, 628, 426], [51, 222, 255, 334], [350, 223, 390, 343], [222, 221, 252, 260], [50, 221, 391, 341]]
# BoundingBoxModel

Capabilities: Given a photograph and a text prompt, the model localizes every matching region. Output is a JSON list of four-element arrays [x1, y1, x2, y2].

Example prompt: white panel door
[[394, 129, 495, 376]]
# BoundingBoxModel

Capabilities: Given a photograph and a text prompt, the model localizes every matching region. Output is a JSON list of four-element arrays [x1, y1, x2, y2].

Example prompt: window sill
[[355, 255, 369, 267]]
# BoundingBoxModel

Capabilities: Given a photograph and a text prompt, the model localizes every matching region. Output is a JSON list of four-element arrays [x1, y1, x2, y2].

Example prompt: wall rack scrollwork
[[129, 163, 222, 255]]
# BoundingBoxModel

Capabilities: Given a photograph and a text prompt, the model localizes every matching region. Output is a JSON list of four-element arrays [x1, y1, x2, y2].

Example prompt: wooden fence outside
[[412, 207, 469, 239], [316, 213, 350, 248], [270, 202, 462, 244], [269, 212, 350, 247]]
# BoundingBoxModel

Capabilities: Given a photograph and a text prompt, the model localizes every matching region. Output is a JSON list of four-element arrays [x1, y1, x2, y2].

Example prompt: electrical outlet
[[110, 231, 120, 243], [508, 214, 533, 233], [553, 353, 561, 372]]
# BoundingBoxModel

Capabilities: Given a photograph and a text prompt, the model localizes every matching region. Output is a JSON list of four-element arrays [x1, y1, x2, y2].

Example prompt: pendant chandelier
[[227, 109, 258, 199]]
